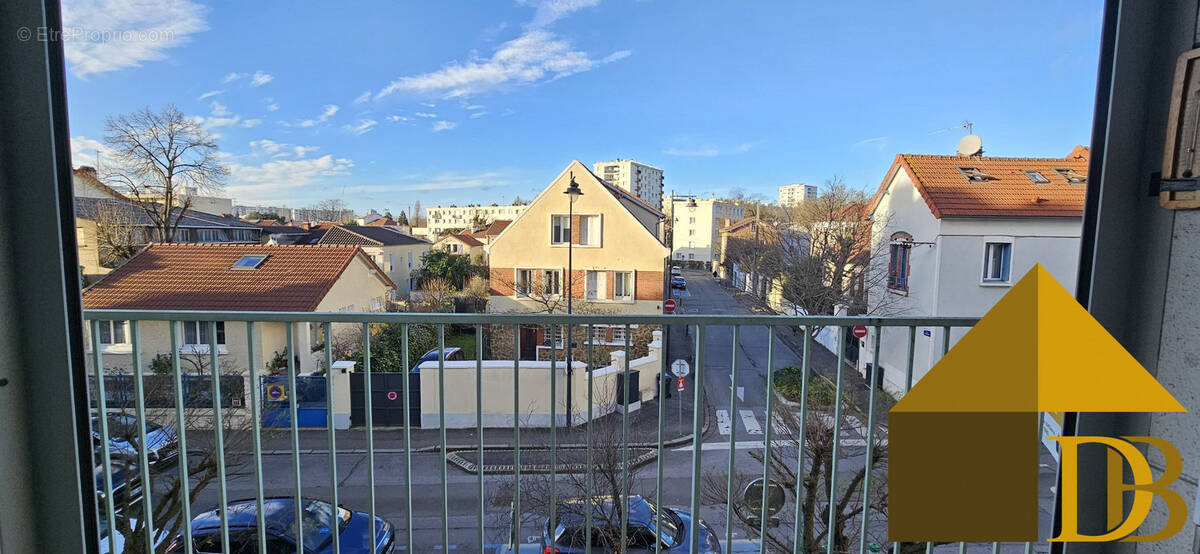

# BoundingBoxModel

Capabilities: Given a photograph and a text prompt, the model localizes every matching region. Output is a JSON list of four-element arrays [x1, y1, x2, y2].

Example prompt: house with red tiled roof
[[860, 144, 1089, 393], [82, 243, 395, 373], [433, 233, 485, 262]]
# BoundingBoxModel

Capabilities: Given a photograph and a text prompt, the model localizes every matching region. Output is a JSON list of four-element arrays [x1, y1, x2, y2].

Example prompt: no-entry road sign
[[677, 376, 686, 392], [664, 299, 677, 313], [852, 325, 868, 339]]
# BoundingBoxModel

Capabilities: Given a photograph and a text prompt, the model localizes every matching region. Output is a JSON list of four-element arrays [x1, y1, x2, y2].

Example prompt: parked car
[[541, 496, 720, 553], [168, 497, 396, 553], [92, 412, 179, 469], [95, 458, 143, 509], [670, 276, 687, 289], [409, 346, 465, 373], [670, 266, 682, 276]]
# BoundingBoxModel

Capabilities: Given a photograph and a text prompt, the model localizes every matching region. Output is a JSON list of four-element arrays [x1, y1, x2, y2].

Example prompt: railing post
[[245, 322, 265, 554]]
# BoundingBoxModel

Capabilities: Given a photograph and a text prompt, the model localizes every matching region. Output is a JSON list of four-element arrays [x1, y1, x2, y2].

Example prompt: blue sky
[[63, 0, 1103, 215]]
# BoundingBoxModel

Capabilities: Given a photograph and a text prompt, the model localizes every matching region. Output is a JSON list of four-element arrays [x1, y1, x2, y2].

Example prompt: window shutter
[[571, 215, 581, 244], [607, 271, 615, 299], [1001, 245, 1011, 281]]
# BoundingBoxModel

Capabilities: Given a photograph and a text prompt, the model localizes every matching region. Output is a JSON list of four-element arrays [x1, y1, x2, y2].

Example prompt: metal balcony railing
[[78, 310, 1054, 554]]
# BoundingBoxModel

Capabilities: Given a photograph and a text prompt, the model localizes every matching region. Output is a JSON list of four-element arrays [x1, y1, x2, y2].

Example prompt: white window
[[182, 321, 226, 347], [591, 325, 608, 344], [577, 215, 600, 246], [370, 297, 383, 311], [612, 326, 628, 344], [688, 253, 695, 260], [983, 242, 1012, 282], [551, 215, 571, 245], [613, 271, 634, 301], [585, 270, 605, 300], [541, 269, 562, 296], [388, 253, 394, 271], [97, 320, 128, 345], [515, 269, 533, 296]]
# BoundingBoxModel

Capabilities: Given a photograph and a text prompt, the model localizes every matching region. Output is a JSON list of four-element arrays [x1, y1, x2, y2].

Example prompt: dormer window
[[1023, 170, 1050, 184], [957, 167, 994, 183], [230, 254, 268, 270], [1054, 168, 1087, 184]]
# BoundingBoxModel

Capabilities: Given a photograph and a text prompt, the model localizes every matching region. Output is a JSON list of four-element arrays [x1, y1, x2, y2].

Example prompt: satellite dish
[[957, 135, 983, 157]]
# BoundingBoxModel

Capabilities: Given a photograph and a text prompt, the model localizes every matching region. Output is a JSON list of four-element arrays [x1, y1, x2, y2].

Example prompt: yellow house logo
[[888, 265, 1186, 542]]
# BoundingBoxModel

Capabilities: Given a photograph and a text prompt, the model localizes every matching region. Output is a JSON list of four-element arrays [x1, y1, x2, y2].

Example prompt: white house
[[859, 145, 1090, 394]]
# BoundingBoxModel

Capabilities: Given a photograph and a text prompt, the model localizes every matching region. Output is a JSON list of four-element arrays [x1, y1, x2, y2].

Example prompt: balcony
[[74, 309, 1047, 554]]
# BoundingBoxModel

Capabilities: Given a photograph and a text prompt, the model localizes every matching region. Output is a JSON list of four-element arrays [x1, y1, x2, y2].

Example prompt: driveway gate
[[260, 375, 328, 428], [349, 372, 419, 427]]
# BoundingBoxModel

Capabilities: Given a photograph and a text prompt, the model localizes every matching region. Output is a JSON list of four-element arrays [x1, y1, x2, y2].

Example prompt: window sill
[[179, 345, 230, 355], [886, 287, 909, 297], [86, 344, 133, 355], [979, 281, 1012, 287]]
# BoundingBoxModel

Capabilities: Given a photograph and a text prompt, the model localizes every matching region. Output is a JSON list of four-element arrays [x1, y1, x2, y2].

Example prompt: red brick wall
[[570, 215, 581, 245], [490, 267, 514, 296], [636, 271, 664, 301]]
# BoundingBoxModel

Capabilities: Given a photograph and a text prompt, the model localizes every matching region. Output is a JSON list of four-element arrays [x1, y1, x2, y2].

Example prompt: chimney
[[77, 166, 98, 178]]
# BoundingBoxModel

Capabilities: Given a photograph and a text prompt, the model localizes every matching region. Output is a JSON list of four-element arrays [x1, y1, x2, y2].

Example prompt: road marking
[[739, 409, 762, 435], [728, 374, 744, 401], [672, 438, 871, 452], [716, 409, 732, 435]]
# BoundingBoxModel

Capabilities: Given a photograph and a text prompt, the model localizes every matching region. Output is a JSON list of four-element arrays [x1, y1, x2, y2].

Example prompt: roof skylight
[[230, 254, 268, 270]]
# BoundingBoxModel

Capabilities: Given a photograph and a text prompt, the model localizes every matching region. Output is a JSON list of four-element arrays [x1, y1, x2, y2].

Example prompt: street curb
[[446, 447, 660, 475]]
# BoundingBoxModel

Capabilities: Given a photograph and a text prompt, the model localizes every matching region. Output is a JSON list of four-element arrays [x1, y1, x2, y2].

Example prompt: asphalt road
[[124, 270, 1054, 553]]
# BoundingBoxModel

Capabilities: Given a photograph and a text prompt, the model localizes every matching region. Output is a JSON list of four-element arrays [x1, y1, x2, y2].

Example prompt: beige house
[[487, 160, 669, 359], [81, 243, 395, 374], [433, 233, 485, 262], [317, 225, 430, 296]]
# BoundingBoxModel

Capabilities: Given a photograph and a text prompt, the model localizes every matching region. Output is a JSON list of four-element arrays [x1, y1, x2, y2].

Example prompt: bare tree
[[414, 277, 455, 312], [497, 383, 654, 552], [91, 200, 144, 268], [727, 178, 901, 338], [102, 106, 228, 243], [93, 355, 252, 553], [493, 270, 584, 314], [702, 375, 908, 553], [311, 198, 351, 223]]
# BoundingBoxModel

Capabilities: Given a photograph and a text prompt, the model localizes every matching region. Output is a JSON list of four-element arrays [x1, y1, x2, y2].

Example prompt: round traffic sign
[[852, 325, 868, 339], [670, 359, 690, 378], [741, 478, 786, 518], [664, 299, 677, 313], [386, 391, 398, 401], [266, 383, 286, 401]]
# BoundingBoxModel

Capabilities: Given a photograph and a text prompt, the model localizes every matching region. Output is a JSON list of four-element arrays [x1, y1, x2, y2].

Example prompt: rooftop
[[82, 243, 394, 311], [318, 225, 428, 246], [872, 146, 1090, 218]]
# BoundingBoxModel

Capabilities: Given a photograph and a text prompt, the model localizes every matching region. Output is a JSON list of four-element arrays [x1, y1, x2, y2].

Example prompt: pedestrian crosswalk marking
[[739, 410, 762, 435], [716, 409, 732, 435]]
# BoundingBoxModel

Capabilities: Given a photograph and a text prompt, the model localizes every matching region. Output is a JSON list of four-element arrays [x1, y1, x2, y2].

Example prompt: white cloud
[[601, 50, 631, 63], [518, 0, 601, 28], [267, 103, 280, 112], [344, 119, 379, 135], [242, 118, 262, 128], [224, 72, 246, 83], [197, 90, 222, 100], [249, 139, 284, 155], [210, 101, 230, 116], [70, 135, 117, 166], [226, 155, 355, 201], [294, 146, 320, 158], [61, 0, 209, 77], [249, 70, 274, 87], [347, 171, 509, 193], [375, 29, 628, 99], [415, 112, 438, 118], [353, 91, 372, 104], [386, 115, 411, 123], [432, 121, 457, 132], [852, 136, 889, 151], [469, 111, 488, 119], [203, 116, 241, 128], [464, 104, 485, 110], [420, 102, 437, 108], [299, 104, 340, 127]]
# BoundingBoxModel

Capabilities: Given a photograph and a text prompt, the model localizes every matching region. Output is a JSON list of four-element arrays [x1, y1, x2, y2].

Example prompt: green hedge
[[774, 367, 848, 408]]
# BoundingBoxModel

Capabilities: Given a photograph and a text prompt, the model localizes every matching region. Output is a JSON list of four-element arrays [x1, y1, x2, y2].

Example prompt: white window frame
[[93, 320, 132, 353], [550, 215, 571, 246], [180, 321, 228, 354], [613, 270, 635, 302], [514, 268, 534, 298], [585, 270, 606, 301], [576, 214, 601, 247], [981, 237, 1014, 286]]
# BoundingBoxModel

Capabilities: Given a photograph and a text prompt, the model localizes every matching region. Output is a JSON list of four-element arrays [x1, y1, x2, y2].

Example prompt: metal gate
[[349, 372, 419, 427]]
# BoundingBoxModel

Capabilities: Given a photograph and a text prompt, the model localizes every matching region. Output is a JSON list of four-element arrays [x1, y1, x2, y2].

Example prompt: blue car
[[92, 412, 179, 468], [169, 497, 395, 553], [541, 495, 720, 553], [409, 346, 465, 373], [671, 276, 687, 289]]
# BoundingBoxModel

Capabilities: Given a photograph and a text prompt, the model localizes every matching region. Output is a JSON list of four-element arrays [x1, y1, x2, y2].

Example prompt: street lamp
[[564, 173, 583, 427]]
